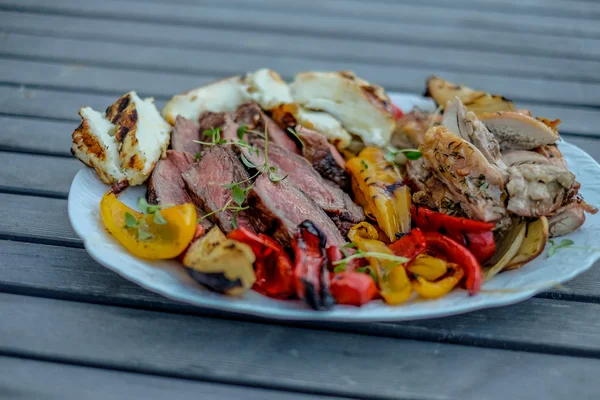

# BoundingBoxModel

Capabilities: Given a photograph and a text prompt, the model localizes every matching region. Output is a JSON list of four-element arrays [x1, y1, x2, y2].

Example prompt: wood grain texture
[[0, 115, 76, 155], [4, 24, 600, 83], [3, 9, 600, 62], [0, 151, 80, 198], [122, 0, 600, 20], [4, 0, 600, 39], [1, 292, 600, 400], [0, 356, 334, 400], [1, 74, 600, 137], [1, 239, 600, 353]]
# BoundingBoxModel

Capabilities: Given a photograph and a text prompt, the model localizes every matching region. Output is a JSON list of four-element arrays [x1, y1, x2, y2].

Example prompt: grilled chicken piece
[[502, 150, 550, 167], [534, 144, 567, 168], [442, 98, 507, 173], [479, 111, 560, 150], [291, 71, 395, 147], [392, 109, 441, 147], [548, 201, 586, 238], [506, 164, 575, 217], [420, 126, 507, 222]]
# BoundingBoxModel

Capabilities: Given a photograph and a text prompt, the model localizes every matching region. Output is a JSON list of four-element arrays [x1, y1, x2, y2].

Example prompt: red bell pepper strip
[[388, 228, 426, 264], [411, 205, 495, 233], [424, 232, 482, 295], [330, 272, 378, 306], [292, 221, 335, 310], [391, 104, 404, 120], [464, 231, 496, 264], [228, 227, 295, 299]]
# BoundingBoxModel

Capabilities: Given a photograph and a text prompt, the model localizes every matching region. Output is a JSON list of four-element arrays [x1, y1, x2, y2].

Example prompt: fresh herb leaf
[[287, 127, 305, 148], [342, 242, 358, 249], [124, 212, 138, 228], [356, 266, 377, 282], [559, 239, 575, 247], [548, 245, 556, 258], [222, 183, 237, 189], [240, 153, 257, 169], [332, 251, 408, 265], [400, 149, 422, 160], [194, 152, 202, 162], [480, 181, 489, 191], [334, 264, 346, 273], [360, 159, 369, 170], [137, 228, 153, 241], [237, 124, 247, 139], [269, 171, 288, 182], [231, 212, 238, 229], [203, 127, 222, 137], [231, 184, 246, 206], [153, 210, 167, 225], [384, 149, 398, 163], [137, 197, 150, 213]]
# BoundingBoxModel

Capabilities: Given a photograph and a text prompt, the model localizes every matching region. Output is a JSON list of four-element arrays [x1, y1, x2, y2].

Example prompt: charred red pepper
[[411, 205, 495, 233], [330, 272, 378, 306], [424, 232, 482, 295], [391, 104, 404, 120], [388, 228, 426, 264], [464, 231, 496, 264], [228, 227, 295, 299], [292, 220, 335, 310]]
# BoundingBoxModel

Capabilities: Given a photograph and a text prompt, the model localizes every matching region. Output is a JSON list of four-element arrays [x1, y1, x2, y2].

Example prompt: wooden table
[[1, 0, 600, 398]]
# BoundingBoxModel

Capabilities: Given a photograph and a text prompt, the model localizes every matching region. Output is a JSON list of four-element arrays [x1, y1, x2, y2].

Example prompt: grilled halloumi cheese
[[72, 91, 170, 186], [290, 71, 396, 147], [71, 107, 124, 184], [162, 77, 250, 125]]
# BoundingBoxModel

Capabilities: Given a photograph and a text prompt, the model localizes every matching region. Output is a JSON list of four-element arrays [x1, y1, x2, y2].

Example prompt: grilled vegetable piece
[[183, 226, 256, 295], [424, 232, 482, 295], [292, 221, 335, 310], [412, 263, 464, 299], [291, 71, 395, 147], [388, 228, 427, 264], [100, 191, 197, 260], [162, 76, 249, 125], [425, 76, 515, 115], [485, 221, 527, 280], [479, 111, 560, 150], [505, 217, 549, 270], [407, 254, 448, 282], [411, 206, 495, 233], [464, 231, 496, 264], [330, 272, 378, 306], [348, 222, 413, 305], [346, 147, 412, 241], [228, 227, 295, 299]]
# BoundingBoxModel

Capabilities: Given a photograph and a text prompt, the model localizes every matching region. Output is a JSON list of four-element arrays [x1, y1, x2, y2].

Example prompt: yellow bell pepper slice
[[407, 254, 448, 281], [346, 147, 411, 242], [348, 222, 412, 305], [100, 191, 197, 259], [411, 264, 464, 299]]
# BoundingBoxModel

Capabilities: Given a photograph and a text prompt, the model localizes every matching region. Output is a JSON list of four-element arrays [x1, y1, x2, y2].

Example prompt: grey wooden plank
[[1, 67, 600, 137], [3, 8, 600, 63], [0, 115, 75, 156], [0, 356, 331, 400], [4, 55, 600, 110], [5, 31, 600, 84], [132, 0, 600, 20], [4, 0, 600, 39], [2, 238, 600, 348], [1, 293, 600, 400], [0, 151, 80, 198]]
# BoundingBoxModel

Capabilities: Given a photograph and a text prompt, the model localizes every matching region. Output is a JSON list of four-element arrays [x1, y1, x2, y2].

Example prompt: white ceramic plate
[[68, 93, 600, 322]]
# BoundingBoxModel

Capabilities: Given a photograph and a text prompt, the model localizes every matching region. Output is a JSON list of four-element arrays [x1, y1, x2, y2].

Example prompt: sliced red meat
[[171, 116, 201, 156], [182, 146, 255, 234], [248, 175, 346, 248]]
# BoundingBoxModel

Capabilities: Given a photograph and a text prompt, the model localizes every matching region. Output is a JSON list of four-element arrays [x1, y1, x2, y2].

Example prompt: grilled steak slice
[[147, 150, 213, 230], [296, 126, 349, 189], [248, 175, 346, 247], [244, 138, 364, 235], [234, 103, 300, 154], [171, 116, 201, 155], [182, 146, 255, 234]]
